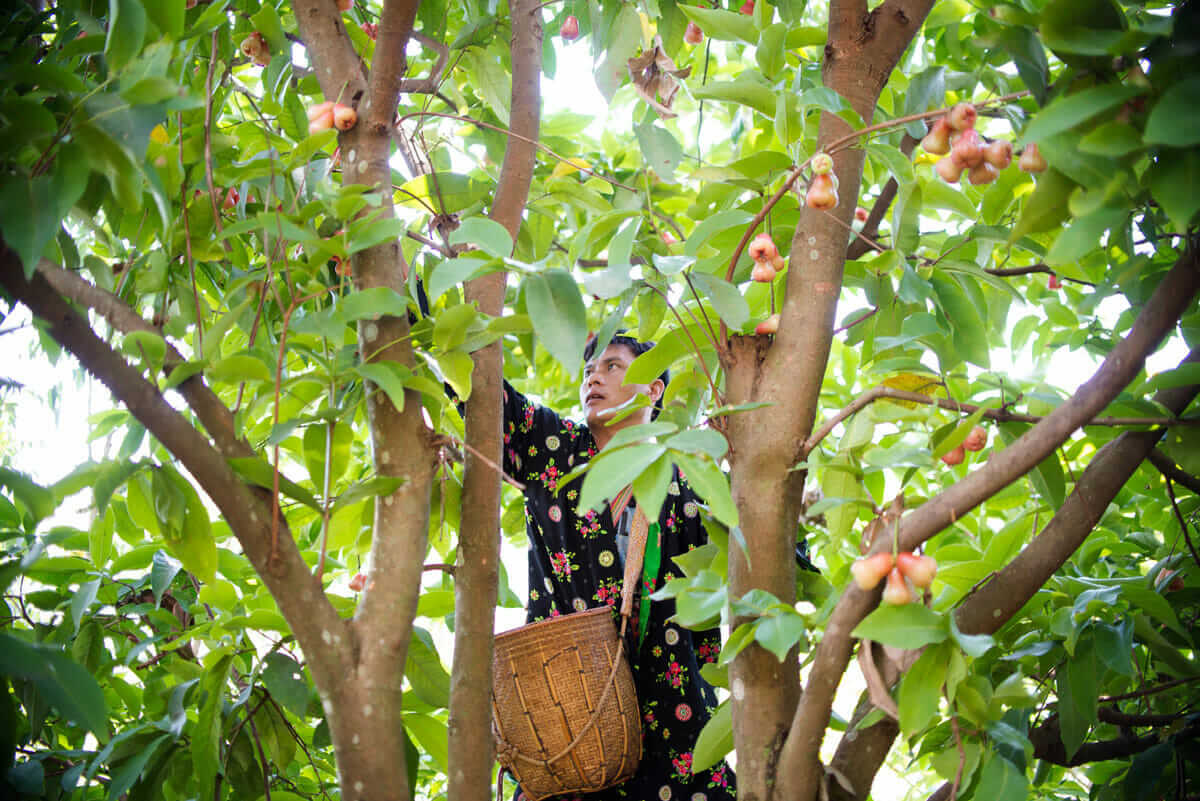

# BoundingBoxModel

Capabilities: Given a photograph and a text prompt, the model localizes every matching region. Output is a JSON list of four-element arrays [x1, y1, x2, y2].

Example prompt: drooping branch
[[0, 250, 352, 697], [804, 384, 1200, 455], [446, 2, 543, 799], [777, 245, 1200, 800], [845, 134, 916, 261], [397, 32, 449, 94]]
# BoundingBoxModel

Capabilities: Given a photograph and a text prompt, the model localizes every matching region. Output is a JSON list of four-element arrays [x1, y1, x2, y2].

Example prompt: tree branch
[[447, 3, 542, 799], [0, 249, 352, 697], [778, 245, 1200, 800], [845, 134, 915, 261], [1149, 448, 1200, 496], [804, 385, 1200, 455], [365, 0, 420, 131], [955, 342, 1200, 634]]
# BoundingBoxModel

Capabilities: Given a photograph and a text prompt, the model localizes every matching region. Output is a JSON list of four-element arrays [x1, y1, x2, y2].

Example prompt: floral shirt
[[502, 383, 736, 801]]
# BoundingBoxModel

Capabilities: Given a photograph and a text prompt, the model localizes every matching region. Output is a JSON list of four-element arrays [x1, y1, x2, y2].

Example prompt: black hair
[[582, 331, 670, 418]]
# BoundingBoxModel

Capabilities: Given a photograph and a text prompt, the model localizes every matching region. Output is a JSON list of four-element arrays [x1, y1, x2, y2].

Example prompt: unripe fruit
[[935, 156, 964, 183], [748, 232, 779, 263], [740, 0, 754, 14], [851, 552, 895, 591], [806, 173, 838, 210], [947, 102, 977, 131], [1048, 274, 1062, 289], [897, 552, 937, 588], [968, 162, 998, 185], [984, 140, 1013, 170], [560, 15, 580, 40], [240, 32, 270, 66], [751, 260, 777, 282], [882, 567, 916, 605], [755, 313, 780, 335], [950, 129, 984, 169], [1018, 143, 1048, 173], [921, 117, 953, 155], [332, 103, 358, 130], [349, 572, 367, 592], [855, 206, 869, 223], [661, 230, 676, 244], [810, 152, 834, 175], [941, 444, 965, 466], [684, 21, 704, 45], [337, 0, 352, 10], [963, 425, 987, 452]]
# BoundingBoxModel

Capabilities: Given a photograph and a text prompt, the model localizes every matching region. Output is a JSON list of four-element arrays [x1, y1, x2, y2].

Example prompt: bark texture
[[447, 2, 542, 798]]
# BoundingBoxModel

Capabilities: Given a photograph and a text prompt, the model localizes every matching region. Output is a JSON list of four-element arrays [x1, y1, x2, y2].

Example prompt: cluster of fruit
[[851, 550, 937, 605], [922, 102, 1047, 185], [940, 425, 987, 466], [747, 233, 785, 334], [307, 101, 358, 134]]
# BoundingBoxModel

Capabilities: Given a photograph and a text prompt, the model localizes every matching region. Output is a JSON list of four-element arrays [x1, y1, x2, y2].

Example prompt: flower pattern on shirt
[[499, 382, 736, 801]]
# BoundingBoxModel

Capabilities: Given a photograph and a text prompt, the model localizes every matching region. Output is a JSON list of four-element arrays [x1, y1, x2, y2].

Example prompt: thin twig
[[949, 713, 965, 801], [437, 433, 525, 490], [644, 282, 723, 404], [1165, 477, 1200, 568]]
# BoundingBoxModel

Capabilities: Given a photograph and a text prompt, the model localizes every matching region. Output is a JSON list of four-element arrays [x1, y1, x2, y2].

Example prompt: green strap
[[637, 522, 661, 648]]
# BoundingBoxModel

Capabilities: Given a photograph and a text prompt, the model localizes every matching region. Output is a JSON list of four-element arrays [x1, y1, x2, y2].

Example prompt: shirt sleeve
[[501, 380, 568, 483]]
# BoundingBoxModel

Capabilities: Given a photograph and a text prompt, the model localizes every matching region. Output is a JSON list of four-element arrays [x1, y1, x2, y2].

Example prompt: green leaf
[[1147, 149, 1200, 230], [665, 428, 729, 462], [683, 210, 754, 258], [1046, 207, 1127, 266], [403, 712, 449, 773], [1010, 169, 1076, 241], [689, 271, 749, 329], [436, 350, 474, 400], [151, 549, 181, 606], [405, 627, 450, 709], [636, 122, 683, 182], [70, 578, 100, 634], [975, 750, 1029, 801], [207, 354, 272, 384], [691, 699, 733, 773], [754, 609, 806, 662], [902, 66, 946, 137], [1019, 85, 1140, 147], [227, 457, 320, 511], [524, 270, 587, 373], [448, 217, 514, 259], [632, 453, 675, 524], [672, 452, 738, 528], [260, 653, 311, 718], [105, 0, 147, 72], [691, 72, 778, 117], [1144, 76, 1200, 147], [193, 653, 233, 801], [1057, 634, 1098, 759], [853, 604, 949, 649], [677, 5, 757, 43], [898, 643, 949, 735], [427, 255, 493, 303], [0, 633, 109, 741], [357, 362, 411, 412], [303, 421, 352, 489], [579, 443, 666, 513]]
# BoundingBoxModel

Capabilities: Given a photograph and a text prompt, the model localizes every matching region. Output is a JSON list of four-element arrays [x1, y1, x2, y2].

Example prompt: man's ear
[[648, 378, 665, 404]]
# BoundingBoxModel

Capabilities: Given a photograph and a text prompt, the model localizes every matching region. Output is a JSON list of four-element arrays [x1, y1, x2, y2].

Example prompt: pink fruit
[[855, 206, 869, 223], [349, 572, 367, 592], [963, 425, 987, 452], [560, 15, 580, 40], [1019, 143, 1048, 173], [941, 444, 965, 466], [751, 261, 777, 283], [882, 567, 916, 605], [950, 129, 984, 169], [748, 232, 779, 262], [921, 117, 953, 155], [897, 552, 937, 588], [851, 552, 895, 591], [740, 0, 754, 14], [947, 102, 977, 131], [308, 109, 334, 134], [361, 22, 377, 39], [935, 156, 964, 183], [806, 173, 838, 210], [755, 314, 780, 335], [337, 0, 353, 10], [1048, 274, 1062, 289], [223, 187, 239, 210], [306, 101, 334, 122], [240, 32, 270, 66], [684, 21, 704, 45], [968, 162, 998, 185], [983, 140, 1013, 170], [332, 103, 358, 130], [771, 253, 785, 271]]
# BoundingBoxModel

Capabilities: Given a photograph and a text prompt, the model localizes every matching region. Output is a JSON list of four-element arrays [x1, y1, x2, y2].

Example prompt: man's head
[[580, 334, 669, 445]]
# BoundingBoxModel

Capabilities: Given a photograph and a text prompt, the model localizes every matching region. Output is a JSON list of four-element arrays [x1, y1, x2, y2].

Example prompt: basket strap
[[619, 508, 650, 619]]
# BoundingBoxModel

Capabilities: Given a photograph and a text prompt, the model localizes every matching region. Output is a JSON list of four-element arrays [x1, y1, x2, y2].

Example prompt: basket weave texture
[[492, 607, 642, 801]]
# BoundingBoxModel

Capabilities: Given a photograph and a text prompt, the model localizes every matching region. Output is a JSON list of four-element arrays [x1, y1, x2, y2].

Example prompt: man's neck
[[590, 412, 652, 451]]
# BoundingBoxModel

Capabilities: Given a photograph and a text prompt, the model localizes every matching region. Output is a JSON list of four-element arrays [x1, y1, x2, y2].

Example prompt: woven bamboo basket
[[491, 607, 642, 801]]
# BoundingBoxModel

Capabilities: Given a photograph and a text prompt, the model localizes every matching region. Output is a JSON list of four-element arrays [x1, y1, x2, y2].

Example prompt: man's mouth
[[585, 392, 605, 405]]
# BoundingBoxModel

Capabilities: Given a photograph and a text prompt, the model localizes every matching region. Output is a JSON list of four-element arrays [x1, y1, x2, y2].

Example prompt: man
[[501, 334, 736, 801]]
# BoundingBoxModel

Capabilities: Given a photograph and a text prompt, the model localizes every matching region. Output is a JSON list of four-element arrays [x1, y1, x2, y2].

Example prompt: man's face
[[580, 343, 662, 431]]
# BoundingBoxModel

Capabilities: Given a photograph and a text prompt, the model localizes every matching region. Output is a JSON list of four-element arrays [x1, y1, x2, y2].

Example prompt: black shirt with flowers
[[501, 382, 736, 801]]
